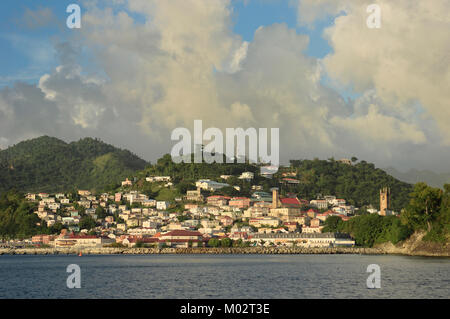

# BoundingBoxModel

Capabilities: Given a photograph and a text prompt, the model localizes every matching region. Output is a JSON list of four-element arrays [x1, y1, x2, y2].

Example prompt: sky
[[0, 0, 449, 173]]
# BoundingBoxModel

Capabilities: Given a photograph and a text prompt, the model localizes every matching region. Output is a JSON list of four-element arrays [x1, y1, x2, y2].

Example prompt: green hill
[[0, 136, 148, 193], [138, 154, 413, 211], [287, 159, 413, 211]]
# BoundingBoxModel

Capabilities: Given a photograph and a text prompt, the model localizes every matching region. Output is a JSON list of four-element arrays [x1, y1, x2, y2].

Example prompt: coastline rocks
[[0, 245, 447, 256]]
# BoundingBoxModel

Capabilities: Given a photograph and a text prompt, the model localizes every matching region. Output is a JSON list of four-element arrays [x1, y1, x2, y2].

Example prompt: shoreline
[[1, 246, 448, 257]]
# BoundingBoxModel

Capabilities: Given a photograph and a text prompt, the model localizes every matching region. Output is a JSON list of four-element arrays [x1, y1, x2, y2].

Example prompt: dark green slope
[[138, 154, 413, 211], [0, 136, 148, 193]]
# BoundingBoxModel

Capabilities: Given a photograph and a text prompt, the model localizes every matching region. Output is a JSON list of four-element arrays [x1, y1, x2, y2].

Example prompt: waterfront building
[[250, 232, 355, 247]]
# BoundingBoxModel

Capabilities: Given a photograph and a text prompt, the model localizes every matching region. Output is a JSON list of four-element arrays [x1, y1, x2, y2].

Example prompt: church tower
[[379, 187, 390, 216], [271, 187, 280, 209]]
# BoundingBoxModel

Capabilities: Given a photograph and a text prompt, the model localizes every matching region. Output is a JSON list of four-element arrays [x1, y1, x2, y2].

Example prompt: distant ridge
[[385, 167, 450, 189], [0, 136, 148, 193]]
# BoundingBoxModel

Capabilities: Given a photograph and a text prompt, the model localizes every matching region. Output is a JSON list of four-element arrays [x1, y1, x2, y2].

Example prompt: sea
[[0, 254, 448, 299]]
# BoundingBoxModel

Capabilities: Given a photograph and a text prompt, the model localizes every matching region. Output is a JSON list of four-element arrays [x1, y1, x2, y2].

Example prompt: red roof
[[161, 239, 207, 243], [207, 195, 230, 200], [280, 198, 301, 205], [162, 230, 203, 237], [68, 235, 98, 239]]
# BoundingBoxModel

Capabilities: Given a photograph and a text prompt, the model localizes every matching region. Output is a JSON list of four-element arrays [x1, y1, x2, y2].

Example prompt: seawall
[[0, 246, 393, 256]]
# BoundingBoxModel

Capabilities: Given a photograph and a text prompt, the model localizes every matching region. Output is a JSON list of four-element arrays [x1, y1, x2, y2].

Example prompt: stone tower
[[271, 187, 280, 209], [379, 187, 390, 216]]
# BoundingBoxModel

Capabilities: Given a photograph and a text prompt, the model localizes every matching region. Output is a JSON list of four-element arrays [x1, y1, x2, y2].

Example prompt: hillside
[[138, 155, 413, 211], [0, 136, 148, 193], [288, 159, 413, 211]]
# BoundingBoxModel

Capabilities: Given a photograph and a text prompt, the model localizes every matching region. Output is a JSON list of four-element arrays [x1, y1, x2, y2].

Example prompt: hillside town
[[12, 170, 398, 250]]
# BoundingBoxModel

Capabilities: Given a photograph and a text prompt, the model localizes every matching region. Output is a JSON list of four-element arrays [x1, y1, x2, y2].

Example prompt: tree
[[79, 215, 96, 230], [402, 183, 442, 231], [220, 238, 232, 247], [322, 216, 342, 233], [208, 238, 220, 247], [95, 206, 107, 219]]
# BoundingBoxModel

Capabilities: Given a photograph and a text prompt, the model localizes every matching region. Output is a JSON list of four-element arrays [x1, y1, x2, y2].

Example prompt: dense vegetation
[[0, 136, 148, 193], [288, 159, 412, 211], [323, 182, 450, 246], [0, 190, 42, 239], [322, 214, 412, 247], [401, 183, 450, 243], [137, 154, 413, 210]]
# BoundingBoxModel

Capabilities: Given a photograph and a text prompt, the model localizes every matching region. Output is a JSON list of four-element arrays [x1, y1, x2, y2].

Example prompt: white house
[[156, 201, 170, 210]]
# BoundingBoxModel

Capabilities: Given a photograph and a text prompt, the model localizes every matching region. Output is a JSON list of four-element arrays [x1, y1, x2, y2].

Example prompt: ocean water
[[0, 254, 448, 299]]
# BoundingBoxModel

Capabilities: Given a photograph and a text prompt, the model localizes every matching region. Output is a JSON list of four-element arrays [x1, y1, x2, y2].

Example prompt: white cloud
[[296, 0, 450, 144], [0, 0, 449, 171]]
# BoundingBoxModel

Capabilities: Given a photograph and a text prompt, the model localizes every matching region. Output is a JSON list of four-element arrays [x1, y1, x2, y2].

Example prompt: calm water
[[0, 254, 448, 298]]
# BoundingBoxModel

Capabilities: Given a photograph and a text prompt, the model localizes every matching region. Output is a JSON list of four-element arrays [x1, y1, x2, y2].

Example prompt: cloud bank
[[0, 0, 449, 172]]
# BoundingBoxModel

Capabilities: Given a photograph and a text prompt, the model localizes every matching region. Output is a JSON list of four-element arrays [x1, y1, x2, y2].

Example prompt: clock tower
[[380, 187, 390, 216]]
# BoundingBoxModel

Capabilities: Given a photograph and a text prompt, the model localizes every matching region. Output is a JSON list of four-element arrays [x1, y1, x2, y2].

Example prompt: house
[[306, 208, 319, 218], [250, 232, 355, 247], [54, 234, 114, 248], [184, 203, 198, 211], [195, 179, 229, 191], [185, 188, 204, 202], [126, 218, 141, 227], [228, 197, 251, 209], [78, 200, 91, 209], [207, 195, 230, 207], [32, 234, 55, 245], [121, 178, 133, 187], [310, 199, 328, 210], [78, 190, 91, 197], [26, 193, 37, 201], [249, 217, 280, 228], [338, 159, 352, 165], [229, 232, 248, 240], [239, 172, 254, 180], [281, 178, 300, 185], [146, 176, 171, 182], [127, 228, 158, 236], [244, 206, 270, 218], [201, 219, 220, 228], [48, 203, 61, 211], [331, 199, 346, 206], [117, 223, 127, 231], [279, 197, 302, 209], [156, 201, 170, 210], [260, 166, 278, 178], [220, 216, 234, 227], [283, 222, 299, 232], [105, 216, 114, 223], [142, 199, 157, 207], [159, 230, 206, 248]]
